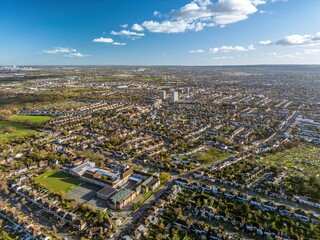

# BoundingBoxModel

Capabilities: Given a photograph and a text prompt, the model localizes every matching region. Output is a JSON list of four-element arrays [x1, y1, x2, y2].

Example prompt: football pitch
[[35, 170, 83, 194]]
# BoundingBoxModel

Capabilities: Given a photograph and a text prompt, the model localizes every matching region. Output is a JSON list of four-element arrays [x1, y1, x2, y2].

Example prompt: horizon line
[[2, 64, 320, 67]]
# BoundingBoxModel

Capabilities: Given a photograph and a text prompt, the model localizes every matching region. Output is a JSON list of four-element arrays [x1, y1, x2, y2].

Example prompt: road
[[112, 179, 175, 239], [280, 110, 300, 134], [180, 175, 320, 215], [112, 110, 304, 239], [112, 154, 235, 239]]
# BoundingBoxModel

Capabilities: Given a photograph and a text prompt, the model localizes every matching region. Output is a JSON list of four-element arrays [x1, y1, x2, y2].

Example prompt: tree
[[97, 209, 104, 223], [133, 203, 139, 211], [0, 182, 9, 195], [197, 198, 202, 208], [173, 207, 182, 217], [4, 126, 16, 134], [60, 190, 66, 201], [0, 230, 13, 240], [156, 233, 163, 240], [172, 229, 180, 240], [109, 137, 120, 145], [159, 221, 165, 229], [159, 172, 171, 184], [240, 203, 250, 219], [183, 234, 192, 240]]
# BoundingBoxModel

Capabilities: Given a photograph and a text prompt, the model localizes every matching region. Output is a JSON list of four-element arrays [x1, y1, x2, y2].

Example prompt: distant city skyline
[[1, 0, 320, 65]]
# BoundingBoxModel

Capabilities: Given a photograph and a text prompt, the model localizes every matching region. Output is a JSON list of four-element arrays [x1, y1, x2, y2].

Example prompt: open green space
[[178, 118, 189, 123], [258, 144, 320, 199], [197, 148, 230, 164], [0, 120, 39, 143], [140, 76, 153, 81], [259, 144, 320, 176], [35, 170, 83, 194], [10, 115, 53, 123]]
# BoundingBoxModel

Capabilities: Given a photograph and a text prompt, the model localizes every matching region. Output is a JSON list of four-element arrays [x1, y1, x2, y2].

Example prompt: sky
[[0, 0, 320, 65]]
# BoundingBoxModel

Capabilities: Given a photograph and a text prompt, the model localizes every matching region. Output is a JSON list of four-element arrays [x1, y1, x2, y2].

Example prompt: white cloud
[[113, 42, 126, 46], [252, 0, 267, 4], [42, 47, 88, 57], [93, 37, 126, 46], [92, 37, 114, 43], [154, 11, 161, 17], [108, 0, 287, 36], [259, 10, 273, 14], [140, 0, 271, 33], [209, 44, 255, 53], [303, 49, 320, 55], [259, 49, 320, 60], [209, 47, 220, 53], [261, 52, 279, 56], [132, 24, 144, 32], [276, 32, 320, 46], [142, 20, 195, 33], [141, 20, 213, 33], [190, 49, 205, 53], [258, 40, 273, 46], [213, 56, 235, 60], [65, 52, 88, 57], [258, 49, 320, 61], [277, 34, 312, 45], [42, 47, 76, 54], [314, 32, 320, 40], [248, 44, 256, 50], [111, 30, 145, 38]]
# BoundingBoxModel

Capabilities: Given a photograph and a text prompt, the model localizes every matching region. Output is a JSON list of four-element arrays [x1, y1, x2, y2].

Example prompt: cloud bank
[[42, 47, 88, 57], [137, 0, 270, 33]]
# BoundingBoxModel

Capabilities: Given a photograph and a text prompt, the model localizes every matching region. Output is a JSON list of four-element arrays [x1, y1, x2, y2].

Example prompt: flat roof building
[[97, 185, 117, 200], [108, 189, 136, 210], [69, 162, 160, 210], [70, 162, 95, 176], [160, 91, 166, 100], [172, 91, 179, 102]]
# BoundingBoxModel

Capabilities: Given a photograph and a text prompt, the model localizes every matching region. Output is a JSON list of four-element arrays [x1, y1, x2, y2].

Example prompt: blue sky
[[0, 0, 320, 65]]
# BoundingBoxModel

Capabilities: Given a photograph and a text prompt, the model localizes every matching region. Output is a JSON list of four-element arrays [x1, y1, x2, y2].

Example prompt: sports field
[[35, 170, 83, 194], [10, 115, 53, 123], [0, 120, 39, 143]]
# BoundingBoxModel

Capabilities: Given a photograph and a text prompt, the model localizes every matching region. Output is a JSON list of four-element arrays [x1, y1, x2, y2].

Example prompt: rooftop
[[71, 162, 95, 174], [97, 185, 117, 198], [110, 189, 134, 203]]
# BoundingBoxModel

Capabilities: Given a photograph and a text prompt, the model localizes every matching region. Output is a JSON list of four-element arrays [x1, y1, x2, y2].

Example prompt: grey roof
[[97, 185, 116, 198], [71, 162, 95, 174], [110, 189, 134, 203]]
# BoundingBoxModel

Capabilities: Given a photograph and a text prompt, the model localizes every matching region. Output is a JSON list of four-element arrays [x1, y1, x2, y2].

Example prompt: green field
[[178, 118, 189, 123], [258, 144, 320, 176], [10, 115, 53, 123], [0, 121, 39, 143], [35, 170, 83, 194], [197, 148, 230, 164]]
